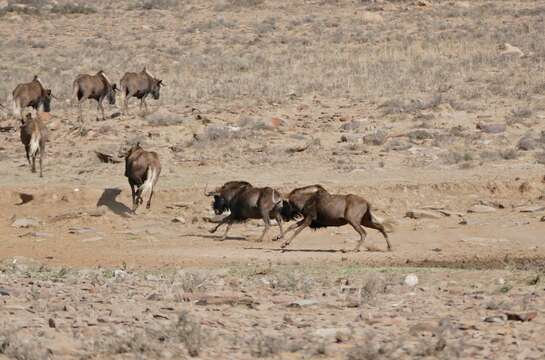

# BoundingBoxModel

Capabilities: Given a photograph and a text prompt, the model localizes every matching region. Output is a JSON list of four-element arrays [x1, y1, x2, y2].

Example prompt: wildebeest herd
[[6, 70, 391, 252]]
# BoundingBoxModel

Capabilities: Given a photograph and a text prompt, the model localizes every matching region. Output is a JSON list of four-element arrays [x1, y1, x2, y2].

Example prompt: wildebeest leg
[[209, 214, 232, 234], [280, 218, 311, 250], [273, 213, 284, 241], [257, 213, 271, 242], [362, 217, 392, 251], [129, 179, 137, 212], [24, 145, 31, 166], [139, 98, 145, 113], [347, 219, 367, 252], [146, 189, 154, 209], [30, 151, 36, 173], [221, 222, 232, 241], [77, 99, 84, 123], [38, 148, 43, 177], [98, 99, 105, 120]]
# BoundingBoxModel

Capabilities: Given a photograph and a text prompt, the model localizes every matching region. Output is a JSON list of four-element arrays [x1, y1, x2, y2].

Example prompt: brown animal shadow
[[96, 188, 132, 218]]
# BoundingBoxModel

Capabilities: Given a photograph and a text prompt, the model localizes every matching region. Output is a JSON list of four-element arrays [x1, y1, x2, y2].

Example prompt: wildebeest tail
[[29, 129, 41, 159], [11, 95, 20, 117], [138, 166, 158, 200]]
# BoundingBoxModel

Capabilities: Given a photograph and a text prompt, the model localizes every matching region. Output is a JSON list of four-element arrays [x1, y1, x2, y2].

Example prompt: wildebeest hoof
[[208, 229, 216, 234]]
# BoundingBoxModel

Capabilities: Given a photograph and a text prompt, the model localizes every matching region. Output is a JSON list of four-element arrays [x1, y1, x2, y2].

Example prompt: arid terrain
[[1, 0, 545, 358]]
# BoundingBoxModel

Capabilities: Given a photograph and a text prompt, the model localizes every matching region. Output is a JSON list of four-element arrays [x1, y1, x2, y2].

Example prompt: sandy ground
[[1, 0, 545, 358]]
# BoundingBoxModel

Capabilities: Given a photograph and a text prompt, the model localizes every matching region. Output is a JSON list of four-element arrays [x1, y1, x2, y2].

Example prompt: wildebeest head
[[212, 194, 229, 215], [151, 79, 164, 100], [42, 89, 52, 112], [280, 200, 299, 221], [108, 84, 118, 105], [125, 142, 142, 159]]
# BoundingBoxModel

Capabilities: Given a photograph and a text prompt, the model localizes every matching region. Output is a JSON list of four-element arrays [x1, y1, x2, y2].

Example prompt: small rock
[[69, 227, 96, 234], [517, 205, 545, 213], [0, 288, 9, 296], [476, 123, 506, 134], [314, 327, 352, 342], [497, 278, 505, 285], [81, 236, 103, 242], [48, 318, 56, 328], [172, 216, 186, 224], [287, 299, 320, 308], [483, 315, 507, 323], [11, 218, 41, 228], [404, 274, 419, 287], [363, 129, 388, 146], [517, 135, 537, 151], [340, 120, 364, 131], [500, 43, 524, 58], [17, 193, 34, 205], [113, 269, 127, 279], [405, 209, 442, 219], [468, 204, 497, 213], [506, 312, 537, 322], [540, 216, 545, 222]]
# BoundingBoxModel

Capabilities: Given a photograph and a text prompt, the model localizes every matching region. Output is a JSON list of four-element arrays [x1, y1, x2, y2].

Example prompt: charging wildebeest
[[20, 113, 47, 177], [206, 181, 285, 241], [124, 143, 161, 212], [12, 76, 53, 120], [280, 187, 391, 252], [119, 67, 164, 114], [73, 70, 118, 121]]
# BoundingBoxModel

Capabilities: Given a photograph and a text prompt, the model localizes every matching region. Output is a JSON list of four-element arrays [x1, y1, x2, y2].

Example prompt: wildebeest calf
[[12, 76, 53, 120], [206, 182, 285, 241], [280, 188, 391, 252], [124, 143, 161, 212], [20, 113, 47, 177]]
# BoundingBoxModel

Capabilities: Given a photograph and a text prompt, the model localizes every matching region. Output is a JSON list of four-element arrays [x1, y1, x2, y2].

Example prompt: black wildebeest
[[124, 143, 161, 212], [279, 187, 391, 252], [206, 182, 285, 242], [119, 67, 164, 114], [73, 70, 118, 121], [20, 113, 47, 177], [12, 76, 53, 120]]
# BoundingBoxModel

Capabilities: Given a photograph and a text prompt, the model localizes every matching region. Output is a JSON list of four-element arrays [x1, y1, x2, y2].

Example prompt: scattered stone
[[288, 299, 320, 308], [404, 274, 419, 287], [172, 216, 186, 224], [483, 315, 507, 323], [48, 318, 56, 328], [0, 288, 9, 296], [517, 135, 537, 151], [516, 205, 545, 213], [506, 312, 537, 322], [17, 193, 34, 205], [314, 327, 352, 342], [95, 151, 121, 164], [500, 43, 524, 58], [340, 120, 364, 131], [405, 209, 443, 219], [363, 129, 388, 146], [113, 269, 127, 279], [11, 217, 41, 228], [541, 216, 545, 222], [81, 236, 103, 243], [468, 204, 497, 213], [69, 227, 96, 234], [476, 123, 506, 134]]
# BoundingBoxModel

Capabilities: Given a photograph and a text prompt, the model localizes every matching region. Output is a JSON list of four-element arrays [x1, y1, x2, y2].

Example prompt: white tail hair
[[99, 71, 112, 85], [35, 76, 45, 89], [29, 130, 41, 159], [138, 166, 158, 201], [371, 212, 384, 225], [12, 98, 20, 117]]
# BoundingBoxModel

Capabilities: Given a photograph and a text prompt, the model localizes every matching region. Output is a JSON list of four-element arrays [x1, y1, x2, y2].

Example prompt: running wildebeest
[[124, 143, 161, 212], [73, 70, 118, 121], [12, 76, 53, 120], [280, 184, 328, 222], [119, 67, 164, 114], [20, 113, 47, 177], [206, 182, 285, 241], [279, 187, 391, 252]]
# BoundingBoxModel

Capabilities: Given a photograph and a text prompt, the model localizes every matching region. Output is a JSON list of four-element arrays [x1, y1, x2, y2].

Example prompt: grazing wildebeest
[[20, 113, 47, 177], [279, 188, 391, 252], [124, 143, 161, 212], [73, 70, 118, 121], [12, 76, 53, 120], [206, 182, 285, 241], [119, 67, 164, 114]]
